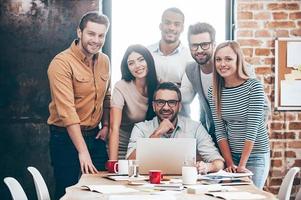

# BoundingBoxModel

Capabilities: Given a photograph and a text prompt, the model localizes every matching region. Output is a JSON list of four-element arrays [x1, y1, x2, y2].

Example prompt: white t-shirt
[[200, 70, 213, 100]]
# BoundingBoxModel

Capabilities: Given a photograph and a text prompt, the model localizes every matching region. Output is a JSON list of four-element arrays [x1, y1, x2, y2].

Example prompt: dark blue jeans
[[49, 125, 108, 199]]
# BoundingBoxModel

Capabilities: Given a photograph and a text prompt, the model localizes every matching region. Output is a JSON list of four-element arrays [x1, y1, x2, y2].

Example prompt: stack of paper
[[106, 175, 148, 181], [109, 195, 176, 200], [186, 184, 237, 194], [199, 170, 253, 180], [81, 185, 138, 194], [205, 191, 266, 200], [153, 183, 184, 191]]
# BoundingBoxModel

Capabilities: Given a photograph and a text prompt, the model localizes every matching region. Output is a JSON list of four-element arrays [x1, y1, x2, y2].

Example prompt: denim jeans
[[49, 125, 108, 199], [232, 152, 270, 189]]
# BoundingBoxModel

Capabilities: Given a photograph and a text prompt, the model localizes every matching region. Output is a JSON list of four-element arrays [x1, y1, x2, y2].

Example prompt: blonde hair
[[212, 41, 249, 118]]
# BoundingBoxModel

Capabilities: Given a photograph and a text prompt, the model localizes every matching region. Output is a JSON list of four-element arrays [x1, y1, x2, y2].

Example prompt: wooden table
[[61, 172, 277, 200]]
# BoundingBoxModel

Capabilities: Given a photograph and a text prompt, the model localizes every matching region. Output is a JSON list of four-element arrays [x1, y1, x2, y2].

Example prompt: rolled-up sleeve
[[126, 124, 145, 158], [48, 58, 80, 126], [195, 123, 224, 162]]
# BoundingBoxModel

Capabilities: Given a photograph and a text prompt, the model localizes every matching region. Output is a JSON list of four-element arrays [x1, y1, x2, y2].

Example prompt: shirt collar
[[70, 39, 99, 63], [153, 41, 183, 56]]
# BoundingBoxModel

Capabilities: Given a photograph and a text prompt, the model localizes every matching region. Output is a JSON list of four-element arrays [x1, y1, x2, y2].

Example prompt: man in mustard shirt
[[47, 12, 111, 199]]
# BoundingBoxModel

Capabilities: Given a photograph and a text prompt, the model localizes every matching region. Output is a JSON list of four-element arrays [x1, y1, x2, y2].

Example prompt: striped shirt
[[208, 79, 269, 154]]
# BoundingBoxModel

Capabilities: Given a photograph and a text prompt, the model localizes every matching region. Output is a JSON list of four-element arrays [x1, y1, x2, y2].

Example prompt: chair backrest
[[4, 177, 28, 200], [278, 167, 300, 200], [295, 187, 301, 200], [27, 166, 51, 200]]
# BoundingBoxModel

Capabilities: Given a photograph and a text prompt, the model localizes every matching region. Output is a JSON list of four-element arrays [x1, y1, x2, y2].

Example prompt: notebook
[[137, 138, 196, 175]]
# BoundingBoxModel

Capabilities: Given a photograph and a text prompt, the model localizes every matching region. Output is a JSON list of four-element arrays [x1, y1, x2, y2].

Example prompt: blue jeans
[[232, 152, 270, 189], [49, 125, 108, 199]]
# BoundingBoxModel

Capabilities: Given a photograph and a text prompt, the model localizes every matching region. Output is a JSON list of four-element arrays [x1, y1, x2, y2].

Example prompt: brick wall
[[236, 0, 301, 197]]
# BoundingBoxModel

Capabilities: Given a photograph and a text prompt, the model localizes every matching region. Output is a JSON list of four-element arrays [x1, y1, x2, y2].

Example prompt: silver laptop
[[137, 138, 196, 175]]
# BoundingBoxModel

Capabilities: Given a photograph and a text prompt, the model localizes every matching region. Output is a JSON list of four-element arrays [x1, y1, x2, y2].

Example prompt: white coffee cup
[[114, 160, 128, 175], [182, 166, 198, 185]]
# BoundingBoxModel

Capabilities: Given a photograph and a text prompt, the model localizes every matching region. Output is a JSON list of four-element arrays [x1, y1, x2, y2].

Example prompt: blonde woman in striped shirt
[[208, 41, 270, 189]]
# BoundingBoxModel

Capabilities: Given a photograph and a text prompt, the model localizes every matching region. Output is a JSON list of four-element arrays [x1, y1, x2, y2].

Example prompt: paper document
[[186, 184, 237, 194], [205, 191, 266, 200], [106, 174, 148, 181], [109, 194, 176, 200], [199, 170, 253, 180], [81, 185, 138, 194]]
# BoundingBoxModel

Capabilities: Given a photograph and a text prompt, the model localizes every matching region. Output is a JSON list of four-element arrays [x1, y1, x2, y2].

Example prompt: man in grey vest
[[180, 22, 270, 145]]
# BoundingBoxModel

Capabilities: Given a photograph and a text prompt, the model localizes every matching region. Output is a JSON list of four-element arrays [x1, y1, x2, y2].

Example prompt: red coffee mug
[[106, 160, 118, 173], [149, 170, 163, 184]]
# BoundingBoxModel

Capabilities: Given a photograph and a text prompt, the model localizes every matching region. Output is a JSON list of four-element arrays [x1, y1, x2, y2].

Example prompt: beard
[[157, 108, 178, 124], [162, 31, 179, 44], [192, 52, 212, 65], [79, 36, 103, 56]]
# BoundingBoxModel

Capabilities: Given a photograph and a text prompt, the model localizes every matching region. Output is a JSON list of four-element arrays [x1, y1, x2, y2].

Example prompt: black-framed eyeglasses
[[153, 99, 179, 107], [189, 42, 212, 51]]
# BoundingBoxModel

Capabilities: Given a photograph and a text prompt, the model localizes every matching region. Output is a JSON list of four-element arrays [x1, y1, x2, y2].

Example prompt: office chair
[[4, 177, 28, 200], [27, 166, 51, 200], [278, 167, 300, 200]]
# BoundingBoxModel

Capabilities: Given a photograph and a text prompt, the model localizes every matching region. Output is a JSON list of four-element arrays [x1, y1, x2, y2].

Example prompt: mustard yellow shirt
[[47, 40, 111, 129]]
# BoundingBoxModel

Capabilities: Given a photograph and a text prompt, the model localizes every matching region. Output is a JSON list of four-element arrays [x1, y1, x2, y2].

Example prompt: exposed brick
[[236, 30, 253, 37], [298, 113, 301, 120], [285, 151, 296, 158], [238, 12, 253, 19], [242, 48, 253, 57], [238, 21, 260, 29], [268, 3, 287, 10], [270, 49, 275, 56], [238, 3, 264, 11], [275, 30, 289, 37], [290, 29, 301, 36], [264, 75, 273, 84], [271, 122, 286, 130], [255, 66, 272, 74], [271, 141, 285, 149], [271, 160, 283, 168], [255, 30, 271, 37], [272, 12, 288, 20], [271, 132, 283, 139], [269, 169, 283, 177], [299, 132, 301, 139], [290, 12, 301, 20], [294, 160, 301, 167], [268, 3, 300, 10], [254, 12, 271, 20], [265, 21, 295, 29], [298, 21, 301, 27], [245, 57, 261, 65], [284, 132, 296, 139], [255, 48, 271, 56], [287, 141, 301, 148], [285, 113, 297, 121], [289, 122, 301, 130], [268, 187, 280, 195], [272, 150, 282, 157], [264, 57, 274, 65], [266, 40, 275, 47], [238, 39, 263, 47], [271, 111, 284, 121], [270, 177, 283, 186]]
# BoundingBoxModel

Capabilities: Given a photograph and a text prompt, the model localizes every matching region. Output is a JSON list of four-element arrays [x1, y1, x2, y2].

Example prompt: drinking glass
[[128, 160, 139, 178]]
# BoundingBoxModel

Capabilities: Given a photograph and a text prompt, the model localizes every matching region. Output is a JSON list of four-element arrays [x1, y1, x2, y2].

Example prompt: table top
[[61, 172, 277, 200]]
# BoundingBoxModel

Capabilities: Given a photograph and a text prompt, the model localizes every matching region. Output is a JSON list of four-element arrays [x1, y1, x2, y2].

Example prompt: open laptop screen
[[137, 138, 196, 175]]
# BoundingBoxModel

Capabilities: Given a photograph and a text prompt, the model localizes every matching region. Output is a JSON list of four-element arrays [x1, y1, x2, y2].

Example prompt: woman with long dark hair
[[109, 44, 158, 159]]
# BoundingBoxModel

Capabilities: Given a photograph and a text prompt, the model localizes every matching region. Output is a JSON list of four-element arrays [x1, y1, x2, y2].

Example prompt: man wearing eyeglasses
[[126, 82, 224, 174], [180, 22, 270, 146]]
